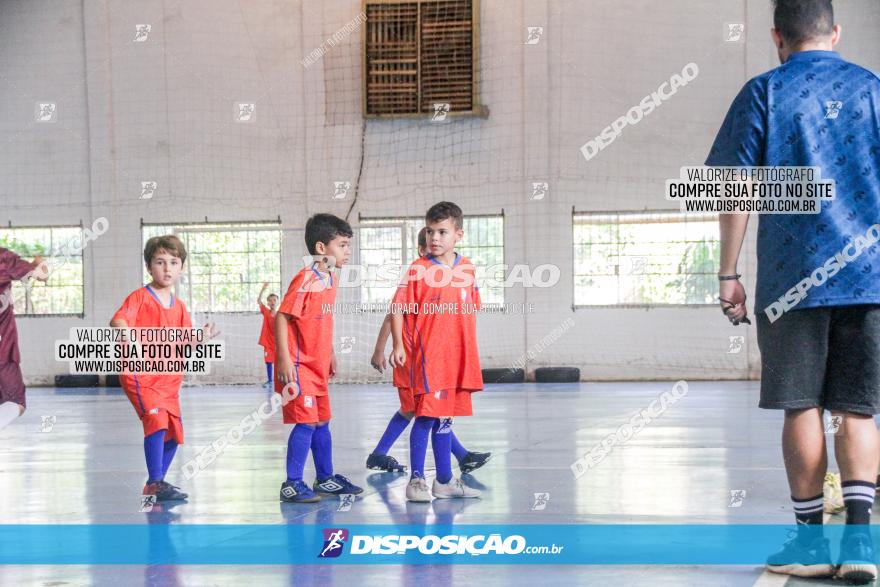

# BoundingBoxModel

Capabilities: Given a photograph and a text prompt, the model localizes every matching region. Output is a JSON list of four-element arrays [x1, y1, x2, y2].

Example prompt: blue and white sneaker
[[837, 532, 878, 584], [766, 534, 834, 578], [280, 480, 320, 503], [313, 474, 364, 496]]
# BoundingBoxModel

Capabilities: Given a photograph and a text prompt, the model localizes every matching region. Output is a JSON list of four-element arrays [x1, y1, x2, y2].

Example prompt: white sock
[[0, 402, 22, 431]]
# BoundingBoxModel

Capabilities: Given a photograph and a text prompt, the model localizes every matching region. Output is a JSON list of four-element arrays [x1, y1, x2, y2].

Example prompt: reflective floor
[[0, 381, 860, 586]]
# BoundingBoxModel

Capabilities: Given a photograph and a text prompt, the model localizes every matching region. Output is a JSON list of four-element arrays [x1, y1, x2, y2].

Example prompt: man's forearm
[[390, 313, 404, 347], [719, 213, 750, 275]]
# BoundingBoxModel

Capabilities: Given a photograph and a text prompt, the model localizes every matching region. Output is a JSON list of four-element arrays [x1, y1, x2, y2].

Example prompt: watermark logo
[[825, 414, 843, 435], [530, 182, 548, 201], [431, 103, 450, 122], [525, 27, 544, 45], [134, 24, 151, 42], [727, 335, 744, 354], [725, 23, 745, 42], [319, 528, 349, 558], [531, 492, 550, 511], [139, 495, 157, 512], [765, 223, 880, 323], [39, 415, 56, 433], [571, 380, 689, 478], [141, 181, 157, 200], [35, 102, 57, 122], [337, 494, 356, 512], [333, 181, 351, 199], [236, 103, 256, 122], [338, 336, 356, 354], [825, 100, 843, 119], [581, 63, 699, 162], [301, 12, 366, 69], [728, 489, 746, 508]]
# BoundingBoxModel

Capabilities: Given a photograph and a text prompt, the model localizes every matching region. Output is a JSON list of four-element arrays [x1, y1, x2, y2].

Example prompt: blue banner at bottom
[[0, 524, 874, 565]]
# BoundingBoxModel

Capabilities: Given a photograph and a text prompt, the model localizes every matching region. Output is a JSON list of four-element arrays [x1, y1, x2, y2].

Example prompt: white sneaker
[[432, 477, 481, 499], [406, 476, 431, 502]]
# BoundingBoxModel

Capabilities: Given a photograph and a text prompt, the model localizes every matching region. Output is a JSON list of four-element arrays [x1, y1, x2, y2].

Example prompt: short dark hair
[[417, 227, 427, 249], [425, 201, 463, 230], [144, 235, 187, 265], [267, 293, 278, 300], [773, 0, 834, 46], [304, 214, 353, 255]]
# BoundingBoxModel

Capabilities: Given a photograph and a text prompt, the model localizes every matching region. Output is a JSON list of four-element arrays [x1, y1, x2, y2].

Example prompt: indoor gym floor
[[0, 381, 862, 586]]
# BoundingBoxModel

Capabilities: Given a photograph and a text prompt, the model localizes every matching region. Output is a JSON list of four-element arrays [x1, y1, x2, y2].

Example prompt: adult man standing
[[709, 0, 880, 582]]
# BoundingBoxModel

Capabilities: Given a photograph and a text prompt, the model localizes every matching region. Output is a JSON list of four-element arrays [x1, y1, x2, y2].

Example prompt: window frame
[[141, 220, 283, 315], [1, 223, 86, 318], [571, 209, 721, 310]]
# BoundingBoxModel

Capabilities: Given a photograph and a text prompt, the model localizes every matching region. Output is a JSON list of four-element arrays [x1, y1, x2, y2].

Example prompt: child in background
[[257, 282, 278, 388]]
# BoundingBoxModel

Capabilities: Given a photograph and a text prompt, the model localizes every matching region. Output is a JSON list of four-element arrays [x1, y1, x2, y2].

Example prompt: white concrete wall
[[2, 0, 879, 384]]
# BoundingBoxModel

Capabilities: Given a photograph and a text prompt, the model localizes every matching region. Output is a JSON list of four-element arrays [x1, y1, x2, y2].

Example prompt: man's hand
[[31, 256, 50, 282], [719, 279, 750, 325], [330, 352, 337, 378], [389, 343, 406, 369], [370, 348, 387, 373]]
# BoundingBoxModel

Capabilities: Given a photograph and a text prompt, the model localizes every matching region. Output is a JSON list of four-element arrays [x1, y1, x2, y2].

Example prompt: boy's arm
[[389, 312, 405, 368], [257, 282, 268, 307], [274, 310, 293, 384], [370, 313, 393, 372]]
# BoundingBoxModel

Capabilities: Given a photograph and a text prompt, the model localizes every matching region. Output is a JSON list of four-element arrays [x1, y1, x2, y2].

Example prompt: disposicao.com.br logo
[[319, 528, 564, 557]]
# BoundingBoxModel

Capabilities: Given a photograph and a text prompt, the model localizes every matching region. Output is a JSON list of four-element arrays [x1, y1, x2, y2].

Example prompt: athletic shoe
[[143, 481, 188, 502], [313, 474, 364, 496], [823, 472, 845, 514], [837, 532, 878, 584], [262, 381, 273, 389], [159, 480, 188, 500], [280, 480, 320, 503], [432, 477, 482, 499], [459, 451, 491, 474], [366, 453, 407, 473], [765, 534, 834, 578], [406, 475, 431, 502]]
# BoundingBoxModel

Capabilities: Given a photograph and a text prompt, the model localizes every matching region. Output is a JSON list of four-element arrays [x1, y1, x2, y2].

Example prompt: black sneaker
[[313, 474, 364, 496], [766, 534, 834, 578], [366, 453, 407, 473], [459, 451, 492, 474], [280, 480, 320, 503], [143, 481, 188, 502], [159, 480, 188, 500], [837, 532, 878, 584]]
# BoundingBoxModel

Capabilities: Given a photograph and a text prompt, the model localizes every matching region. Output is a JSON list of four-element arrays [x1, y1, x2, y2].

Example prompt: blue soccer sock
[[311, 424, 334, 481], [161, 439, 179, 478], [432, 418, 453, 484], [286, 424, 315, 483], [450, 431, 468, 462], [144, 429, 166, 483], [374, 411, 411, 455], [410, 416, 435, 479], [265, 362, 273, 383]]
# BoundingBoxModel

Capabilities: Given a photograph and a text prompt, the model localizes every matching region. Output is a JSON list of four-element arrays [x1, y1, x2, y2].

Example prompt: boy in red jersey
[[110, 235, 217, 502], [257, 282, 278, 388], [368, 227, 490, 475], [390, 202, 484, 501], [275, 214, 363, 503]]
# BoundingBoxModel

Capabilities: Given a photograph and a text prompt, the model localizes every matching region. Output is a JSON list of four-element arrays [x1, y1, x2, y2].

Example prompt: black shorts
[[757, 304, 880, 415], [0, 362, 26, 408]]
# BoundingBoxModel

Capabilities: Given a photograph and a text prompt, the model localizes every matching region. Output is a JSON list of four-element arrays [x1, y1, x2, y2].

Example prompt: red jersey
[[393, 253, 483, 395], [111, 285, 192, 416], [0, 248, 34, 364], [258, 303, 276, 353], [274, 265, 337, 397]]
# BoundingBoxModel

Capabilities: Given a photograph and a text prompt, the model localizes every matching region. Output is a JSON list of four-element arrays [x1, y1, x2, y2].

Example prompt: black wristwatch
[[718, 274, 741, 281]]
